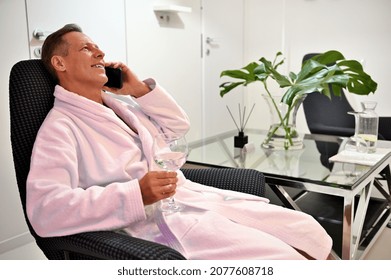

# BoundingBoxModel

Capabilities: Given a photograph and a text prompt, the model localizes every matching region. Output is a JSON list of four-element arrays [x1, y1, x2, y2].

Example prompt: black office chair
[[302, 53, 390, 140], [303, 90, 356, 137], [300, 54, 391, 254], [302, 53, 356, 137], [9, 59, 266, 260]]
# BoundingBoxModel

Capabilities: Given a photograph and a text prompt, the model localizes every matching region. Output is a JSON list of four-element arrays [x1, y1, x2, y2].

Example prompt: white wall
[[125, 0, 203, 142], [243, 0, 391, 133], [243, 0, 286, 132], [286, 0, 391, 133]]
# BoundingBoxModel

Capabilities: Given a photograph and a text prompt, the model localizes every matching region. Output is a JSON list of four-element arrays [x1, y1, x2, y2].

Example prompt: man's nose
[[95, 48, 105, 58]]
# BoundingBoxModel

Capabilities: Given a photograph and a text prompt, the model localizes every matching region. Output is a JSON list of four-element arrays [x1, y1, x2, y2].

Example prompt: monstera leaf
[[220, 50, 377, 106]]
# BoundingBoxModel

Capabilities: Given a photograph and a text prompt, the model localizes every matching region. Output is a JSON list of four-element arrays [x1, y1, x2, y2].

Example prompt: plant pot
[[262, 94, 306, 150]]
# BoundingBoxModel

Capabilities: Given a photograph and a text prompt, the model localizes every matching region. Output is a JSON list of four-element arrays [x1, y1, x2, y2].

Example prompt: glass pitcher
[[345, 111, 368, 153], [357, 101, 378, 153]]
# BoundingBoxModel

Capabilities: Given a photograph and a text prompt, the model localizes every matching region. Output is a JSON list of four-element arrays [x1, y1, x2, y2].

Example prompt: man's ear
[[51, 55, 66, 72]]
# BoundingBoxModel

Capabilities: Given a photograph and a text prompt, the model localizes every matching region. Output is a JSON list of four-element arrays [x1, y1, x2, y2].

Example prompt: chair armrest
[[38, 231, 186, 260], [181, 168, 265, 197]]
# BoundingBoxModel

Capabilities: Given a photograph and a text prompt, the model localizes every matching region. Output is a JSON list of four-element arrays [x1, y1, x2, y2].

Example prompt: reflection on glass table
[[187, 129, 391, 260]]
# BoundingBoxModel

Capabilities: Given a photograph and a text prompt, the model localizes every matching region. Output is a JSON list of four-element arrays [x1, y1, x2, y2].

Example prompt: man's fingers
[[154, 171, 177, 178]]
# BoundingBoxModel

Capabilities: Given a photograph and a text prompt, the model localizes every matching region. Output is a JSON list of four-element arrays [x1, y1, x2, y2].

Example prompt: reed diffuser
[[227, 103, 255, 148]]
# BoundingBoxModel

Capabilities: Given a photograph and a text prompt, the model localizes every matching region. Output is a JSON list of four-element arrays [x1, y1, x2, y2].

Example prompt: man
[[27, 24, 332, 260]]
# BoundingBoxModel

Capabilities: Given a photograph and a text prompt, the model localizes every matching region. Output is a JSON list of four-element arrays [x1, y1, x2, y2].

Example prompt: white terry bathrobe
[[26, 84, 332, 260]]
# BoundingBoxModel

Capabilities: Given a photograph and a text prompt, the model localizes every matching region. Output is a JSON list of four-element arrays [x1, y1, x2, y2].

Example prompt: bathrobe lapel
[[102, 93, 156, 170]]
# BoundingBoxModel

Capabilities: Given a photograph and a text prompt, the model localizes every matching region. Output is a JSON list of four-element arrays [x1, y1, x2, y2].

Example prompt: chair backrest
[[302, 53, 355, 137], [9, 59, 56, 240]]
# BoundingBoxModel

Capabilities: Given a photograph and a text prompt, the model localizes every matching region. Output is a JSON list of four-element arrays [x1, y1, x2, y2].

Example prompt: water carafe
[[357, 101, 378, 153]]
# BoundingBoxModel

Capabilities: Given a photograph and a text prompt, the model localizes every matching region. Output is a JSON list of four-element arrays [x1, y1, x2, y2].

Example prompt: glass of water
[[153, 132, 188, 212]]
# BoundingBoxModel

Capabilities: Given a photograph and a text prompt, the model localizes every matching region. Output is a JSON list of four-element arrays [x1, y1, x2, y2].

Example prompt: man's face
[[57, 31, 108, 88]]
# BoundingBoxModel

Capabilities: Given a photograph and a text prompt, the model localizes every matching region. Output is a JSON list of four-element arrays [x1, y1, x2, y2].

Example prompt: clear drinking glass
[[153, 132, 188, 212]]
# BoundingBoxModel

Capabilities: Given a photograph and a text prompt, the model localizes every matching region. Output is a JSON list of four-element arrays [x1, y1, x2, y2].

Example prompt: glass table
[[186, 129, 391, 260]]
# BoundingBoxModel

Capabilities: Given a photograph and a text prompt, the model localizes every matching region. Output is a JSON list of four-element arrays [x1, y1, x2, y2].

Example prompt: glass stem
[[166, 169, 178, 209]]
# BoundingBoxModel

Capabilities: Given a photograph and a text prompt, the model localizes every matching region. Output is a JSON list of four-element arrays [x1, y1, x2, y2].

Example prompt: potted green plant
[[220, 50, 378, 150]]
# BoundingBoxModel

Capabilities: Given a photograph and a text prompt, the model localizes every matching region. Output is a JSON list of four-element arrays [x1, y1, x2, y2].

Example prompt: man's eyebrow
[[87, 42, 100, 49]]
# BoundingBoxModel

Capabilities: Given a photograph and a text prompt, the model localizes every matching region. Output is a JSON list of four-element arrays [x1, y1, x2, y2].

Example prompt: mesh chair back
[[9, 59, 55, 240], [302, 53, 355, 137]]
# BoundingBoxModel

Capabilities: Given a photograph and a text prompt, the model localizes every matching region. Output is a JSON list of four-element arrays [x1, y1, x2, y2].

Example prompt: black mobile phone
[[104, 67, 123, 89]]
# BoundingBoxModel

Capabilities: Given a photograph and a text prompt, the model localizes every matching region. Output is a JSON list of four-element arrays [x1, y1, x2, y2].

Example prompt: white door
[[201, 0, 245, 138], [26, 0, 127, 62]]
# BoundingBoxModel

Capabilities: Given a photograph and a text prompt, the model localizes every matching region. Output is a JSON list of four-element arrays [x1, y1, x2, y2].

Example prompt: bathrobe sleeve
[[135, 80, 190, 136], [26, 110, 147, 237]]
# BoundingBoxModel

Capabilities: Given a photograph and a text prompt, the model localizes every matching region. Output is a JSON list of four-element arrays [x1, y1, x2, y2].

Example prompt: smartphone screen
[[104, 67, 123, 89]]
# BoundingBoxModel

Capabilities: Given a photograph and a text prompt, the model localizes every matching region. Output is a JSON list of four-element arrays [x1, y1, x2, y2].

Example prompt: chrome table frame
[[266, 156, 391, 260]]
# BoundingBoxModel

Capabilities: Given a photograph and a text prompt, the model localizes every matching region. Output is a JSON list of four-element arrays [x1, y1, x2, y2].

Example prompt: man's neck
[[60, 82, 104, 104]]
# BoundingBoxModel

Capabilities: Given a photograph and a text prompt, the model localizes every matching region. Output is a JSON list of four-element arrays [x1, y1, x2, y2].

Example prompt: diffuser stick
[[242, 103, 255, 130], [226, 105, 240, 131], [241, 106, 246, 130], [238, 104, 242, 131]]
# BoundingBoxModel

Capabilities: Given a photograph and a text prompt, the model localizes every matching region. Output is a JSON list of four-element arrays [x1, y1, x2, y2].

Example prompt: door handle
[[206, 37, 218, 45], [32, 29, 52, 41]]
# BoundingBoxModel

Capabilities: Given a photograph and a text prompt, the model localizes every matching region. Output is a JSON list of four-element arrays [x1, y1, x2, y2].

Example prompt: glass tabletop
[[187, 129, 391, 191]]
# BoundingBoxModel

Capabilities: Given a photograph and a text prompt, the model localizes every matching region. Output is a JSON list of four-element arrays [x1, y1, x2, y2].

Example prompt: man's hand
[[138, 171, 178, 205], [103, 61, 150, 97]]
